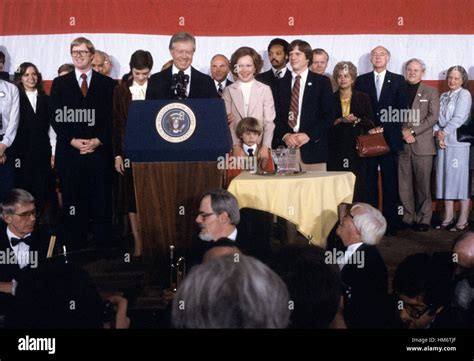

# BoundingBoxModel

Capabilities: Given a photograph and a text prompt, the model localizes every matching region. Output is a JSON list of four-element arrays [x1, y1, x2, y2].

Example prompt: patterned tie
[[80, 73, 88, 97], [275, 70, 282, 79], [375, 74, 381, 101], [247, 148, 254, 157], [217, 82, 223, 97], [289, 75, 301, 128]]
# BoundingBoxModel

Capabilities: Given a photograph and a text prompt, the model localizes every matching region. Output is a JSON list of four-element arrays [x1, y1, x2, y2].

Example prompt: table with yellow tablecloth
[[227, 171, 355, 247]]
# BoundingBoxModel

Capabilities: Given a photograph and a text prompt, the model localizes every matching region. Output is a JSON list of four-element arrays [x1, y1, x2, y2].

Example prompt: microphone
[[171, 70, 189, 99]]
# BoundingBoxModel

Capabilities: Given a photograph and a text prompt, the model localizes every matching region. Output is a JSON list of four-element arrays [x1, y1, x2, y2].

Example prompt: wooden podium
[[124, 99, 230, 263]]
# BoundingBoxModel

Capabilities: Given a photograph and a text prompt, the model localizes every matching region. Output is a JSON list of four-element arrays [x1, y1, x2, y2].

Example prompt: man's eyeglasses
[[197, 211, 215, 220], [14, 210, 39, 219], [71, 50, 90, 57], [400, 300, 431, 319]]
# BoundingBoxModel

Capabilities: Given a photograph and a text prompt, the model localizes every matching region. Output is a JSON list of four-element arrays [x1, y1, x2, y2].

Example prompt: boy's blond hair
[[236, 117, 263, 139]]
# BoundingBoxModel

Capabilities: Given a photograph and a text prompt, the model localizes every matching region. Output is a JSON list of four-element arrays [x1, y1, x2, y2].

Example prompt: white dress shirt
[[172, 65, 191, 96], [0, 79, 20, 147], [227, 228, 238, 241], [273, 67, 288, 78], [243, 143, 257, 155], [338, 242, 363, 270], [214, 79, 229, 92], [290, 68, 309, 132], [7, 227, 31, 270], [75, 68, 92, 88]]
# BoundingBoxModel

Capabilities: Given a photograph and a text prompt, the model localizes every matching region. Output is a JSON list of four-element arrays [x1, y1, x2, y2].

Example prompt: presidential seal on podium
[[156, 103, 196, 143]]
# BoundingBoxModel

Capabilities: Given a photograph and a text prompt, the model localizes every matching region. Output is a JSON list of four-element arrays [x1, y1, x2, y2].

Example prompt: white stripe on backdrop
[[1, 33, 473, 80]]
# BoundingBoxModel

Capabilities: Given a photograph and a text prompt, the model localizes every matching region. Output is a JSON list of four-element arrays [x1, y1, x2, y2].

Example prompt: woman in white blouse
[[113, 50, 153, 259], [222, 47, 275, 161], [13, 62, 55, 213]]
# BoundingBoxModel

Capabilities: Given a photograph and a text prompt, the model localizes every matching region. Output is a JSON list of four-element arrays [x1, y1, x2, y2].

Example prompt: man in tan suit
[[398, 58, 439, 231]]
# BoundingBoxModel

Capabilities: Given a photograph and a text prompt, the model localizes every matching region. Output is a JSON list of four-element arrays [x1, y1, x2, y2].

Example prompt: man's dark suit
[[49, 70, 117, 250], [341, 244, 388, 328], [355, 71, 408, 232], [0, 224, 48, 314], [146, 67, 219, 99], [273, 71, 334, 164], [256, 68, 291, 101]]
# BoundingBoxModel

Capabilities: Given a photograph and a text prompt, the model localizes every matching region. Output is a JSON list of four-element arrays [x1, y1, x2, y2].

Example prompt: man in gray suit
[[398, 58, 439, 231]]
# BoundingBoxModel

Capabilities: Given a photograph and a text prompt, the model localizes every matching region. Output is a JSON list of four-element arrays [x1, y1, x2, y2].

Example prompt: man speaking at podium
[[146, 32, 218, 100]]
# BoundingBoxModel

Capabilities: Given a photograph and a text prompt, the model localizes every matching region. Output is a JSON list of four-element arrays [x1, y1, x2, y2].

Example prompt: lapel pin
[[387, 80, 391, 83], [308, 82, 312, 86]]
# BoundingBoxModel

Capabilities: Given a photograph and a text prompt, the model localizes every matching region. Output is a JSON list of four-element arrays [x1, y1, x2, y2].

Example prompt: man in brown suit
[[398, 58, 439, 231]]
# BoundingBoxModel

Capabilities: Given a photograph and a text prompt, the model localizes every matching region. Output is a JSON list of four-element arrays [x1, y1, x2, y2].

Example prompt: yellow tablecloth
[[227, 171, 355, 247]]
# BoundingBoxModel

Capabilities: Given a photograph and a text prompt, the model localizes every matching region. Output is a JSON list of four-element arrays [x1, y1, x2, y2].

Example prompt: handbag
[[355, 119, 390, 157], [457, 117, 474, 145]]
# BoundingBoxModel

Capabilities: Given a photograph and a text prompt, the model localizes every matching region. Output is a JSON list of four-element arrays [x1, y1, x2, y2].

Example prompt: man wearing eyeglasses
[[49, 37, 117, 252], [187, 189, 242, 266], [392, 253, 464, 329], [0, 188, 48, 315]]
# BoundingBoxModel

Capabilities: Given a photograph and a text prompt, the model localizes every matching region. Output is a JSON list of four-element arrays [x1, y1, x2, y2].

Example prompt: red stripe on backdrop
[[1, 0, 474, 36]]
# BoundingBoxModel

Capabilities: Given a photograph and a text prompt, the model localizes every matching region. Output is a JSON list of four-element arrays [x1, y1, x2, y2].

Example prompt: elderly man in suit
[[210, 54, 232, 97], [398, 59, 439, 231], [273, 39, 334, 171], [49, 37, 117, 252], [0, 189, 48, 314], [146, 32, 218, 100], [336, 202, 388, 328], [355, 45, 408, 235]]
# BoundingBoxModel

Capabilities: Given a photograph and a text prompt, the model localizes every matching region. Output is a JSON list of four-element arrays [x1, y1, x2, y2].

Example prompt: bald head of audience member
[[171, 254, 290, 328], [92, 50, 112, 76], [453, 232, 474, 274], [203, 238, 240, 262]]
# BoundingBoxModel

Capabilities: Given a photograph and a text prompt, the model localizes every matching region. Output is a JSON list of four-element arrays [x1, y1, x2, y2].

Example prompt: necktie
[[275, 70, 282, 79], [217, 82, 223, 96], [289, 75, 301, 128], [80, 73, 88, 97], [375, 74, 381, 101], [11, 236, 31, 247], [247, 148, 254, 156]]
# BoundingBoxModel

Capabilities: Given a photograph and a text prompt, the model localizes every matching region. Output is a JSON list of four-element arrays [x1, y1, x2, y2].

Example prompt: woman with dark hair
[[327, 61, 379, 202], [113, 50, 153, 258], [222, 46, 275, 161], [12, 62, 55, 213], [434, 65, 472, 231]]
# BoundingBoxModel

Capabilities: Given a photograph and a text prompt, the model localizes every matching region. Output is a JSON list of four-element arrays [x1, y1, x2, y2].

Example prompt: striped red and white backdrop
[[1, 0, 473, 93]]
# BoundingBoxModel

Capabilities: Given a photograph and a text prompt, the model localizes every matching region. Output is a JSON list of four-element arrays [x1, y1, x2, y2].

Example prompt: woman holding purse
[[327, 61, 381, 202]]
